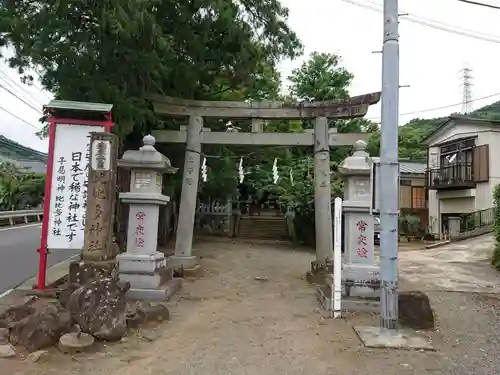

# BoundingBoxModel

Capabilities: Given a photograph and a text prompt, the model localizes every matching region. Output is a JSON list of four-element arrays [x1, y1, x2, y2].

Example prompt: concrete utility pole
[[379, 0, 400, 330]]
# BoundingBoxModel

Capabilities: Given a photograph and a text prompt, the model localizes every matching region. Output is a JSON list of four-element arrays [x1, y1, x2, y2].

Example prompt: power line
[[0, 105, 40, 129], [339, 0, 500, 43], [0, 74, 42, 110], [0, 71, 45, 108], [367, 92, 500, 120], [0, 80, 42, 114], [456, 0, 500, 10], [362, 0, 500, 39]]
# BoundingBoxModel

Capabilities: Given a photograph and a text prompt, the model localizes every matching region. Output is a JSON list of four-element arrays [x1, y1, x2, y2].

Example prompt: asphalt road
[[0, 224, 77, 294]]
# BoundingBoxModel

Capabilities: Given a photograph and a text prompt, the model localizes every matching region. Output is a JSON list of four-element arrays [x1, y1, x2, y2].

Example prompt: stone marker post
[[116, 135, 180, 301], [83, 132, 119, 261], [69, 132, 119, 285], [338, 140, 380, 300]]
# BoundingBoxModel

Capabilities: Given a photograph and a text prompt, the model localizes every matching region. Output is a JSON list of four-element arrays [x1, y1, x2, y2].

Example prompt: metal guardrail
[[0, 209, 43, 226]]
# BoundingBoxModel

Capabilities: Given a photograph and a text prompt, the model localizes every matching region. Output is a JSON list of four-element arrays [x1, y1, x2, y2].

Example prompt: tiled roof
[[371, 158, 426, 175]]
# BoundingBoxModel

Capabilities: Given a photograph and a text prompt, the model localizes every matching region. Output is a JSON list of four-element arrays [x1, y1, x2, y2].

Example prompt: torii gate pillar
[[314, 117, 334, 263], [170, 115, 202, 269]]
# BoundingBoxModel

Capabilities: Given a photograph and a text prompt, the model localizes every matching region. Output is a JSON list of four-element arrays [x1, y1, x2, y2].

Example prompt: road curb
[[14, 254, 78, 292], [0, 256, 76, 315]]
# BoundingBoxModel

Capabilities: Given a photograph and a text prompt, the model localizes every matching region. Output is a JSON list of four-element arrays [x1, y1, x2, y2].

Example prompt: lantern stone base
[[317, 284, 380, 313], [117, 252, 180, 301], [126, 278, 182, 301], [117, 252, 167, 274], [119, 268, 173, 290], [315, 263, 381, 313], [339, 263, 381, 298]]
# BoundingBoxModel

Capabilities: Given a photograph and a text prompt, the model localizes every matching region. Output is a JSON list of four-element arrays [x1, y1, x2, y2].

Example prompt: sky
[[0, 0, 500, 153]]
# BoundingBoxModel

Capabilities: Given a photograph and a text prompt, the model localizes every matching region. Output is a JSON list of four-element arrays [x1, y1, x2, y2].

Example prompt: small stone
[[126, 302, 170, 329], [23, 296, 38, 305], [144, 304, 170, 322], [59, 332, 94, 354], [27, 350, 49, 362], [0, 344, 16, 358]]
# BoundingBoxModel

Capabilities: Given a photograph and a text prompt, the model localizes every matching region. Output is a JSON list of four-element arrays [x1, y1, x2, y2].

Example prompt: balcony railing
[[459, 208, 495, 235], [427, 162, 475, 189]]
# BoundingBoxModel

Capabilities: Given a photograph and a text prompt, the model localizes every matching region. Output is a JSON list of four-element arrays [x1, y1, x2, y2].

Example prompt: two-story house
[[372, 159, 428, 230], [424, 115, 494, 238]]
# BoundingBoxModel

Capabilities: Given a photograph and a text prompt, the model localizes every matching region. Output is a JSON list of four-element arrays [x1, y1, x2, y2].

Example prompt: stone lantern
[[338, 140, 380, 299], [116, 134, 180, 300]]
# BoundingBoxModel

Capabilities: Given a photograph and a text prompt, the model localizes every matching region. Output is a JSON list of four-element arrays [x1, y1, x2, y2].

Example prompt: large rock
[[398, 290, 435, 330], [0, 304, 36, 328], [67, 278, 130, 341], [8, 304, 72, 352]]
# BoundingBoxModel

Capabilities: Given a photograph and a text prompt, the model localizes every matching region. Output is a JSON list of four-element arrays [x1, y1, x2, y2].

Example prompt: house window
[[439, 138, 475, 167], [411, 187, 426, 209], [400, 185, 411, 208]]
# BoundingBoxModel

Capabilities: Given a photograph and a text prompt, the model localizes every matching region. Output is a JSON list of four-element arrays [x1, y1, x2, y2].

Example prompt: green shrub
[[491, 184, 500, 269]]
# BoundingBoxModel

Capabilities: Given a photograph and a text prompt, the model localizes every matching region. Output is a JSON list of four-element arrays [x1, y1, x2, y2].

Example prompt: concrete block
[[353, 326, 435, 350], [125, 278, 182, 301], [119, 272, 165, 289], [316, 284, 380, 313]]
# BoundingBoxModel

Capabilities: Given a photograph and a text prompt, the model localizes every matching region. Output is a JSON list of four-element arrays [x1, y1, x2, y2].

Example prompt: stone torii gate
[[150, 93, 381, 269]]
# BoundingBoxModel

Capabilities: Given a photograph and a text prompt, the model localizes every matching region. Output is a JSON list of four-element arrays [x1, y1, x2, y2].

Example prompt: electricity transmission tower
[[460, 65, 473, 114]]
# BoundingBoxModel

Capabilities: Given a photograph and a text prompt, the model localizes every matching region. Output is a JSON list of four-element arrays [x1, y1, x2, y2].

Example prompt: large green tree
[[0, 0, 302, 141], [288, 52, 353, 101], [246, 52, 377, 243]]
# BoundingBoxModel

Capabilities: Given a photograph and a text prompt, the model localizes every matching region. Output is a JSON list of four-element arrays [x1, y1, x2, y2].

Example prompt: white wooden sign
[[90, 139, 111, 171], [332, 197, 342, 319], [47, 124, 104, 250]]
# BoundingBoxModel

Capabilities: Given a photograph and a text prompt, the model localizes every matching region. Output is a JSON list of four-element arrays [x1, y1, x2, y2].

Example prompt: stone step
[[238, 233, 288, 239], [240, 216, 284, 221], [237, 225, 287, 232], [238, 226, 287, 233], [238, 232, 289, 236], [237, 216, 288, 240]]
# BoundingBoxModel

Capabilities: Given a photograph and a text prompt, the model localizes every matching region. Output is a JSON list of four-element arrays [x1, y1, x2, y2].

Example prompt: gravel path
[[426, 291, 500, 375], [4, 239, 500, 375]]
